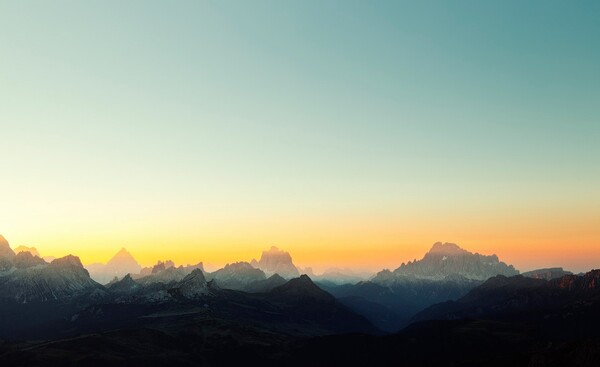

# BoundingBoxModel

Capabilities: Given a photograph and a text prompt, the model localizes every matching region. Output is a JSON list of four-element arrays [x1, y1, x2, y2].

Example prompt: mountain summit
[[427, 242, 469, 256], [0, 234, 15, 259], [254, 246, 300, 279], [374, 242, 518, 282], [0, 235, 16, 271], [87, 248, 142, 284], [106, 248, 141, 272]]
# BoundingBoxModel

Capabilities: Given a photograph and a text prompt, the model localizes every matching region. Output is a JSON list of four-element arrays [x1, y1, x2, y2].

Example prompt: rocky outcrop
[[0, 255, 103, 303], [255, 246, 300, 279]]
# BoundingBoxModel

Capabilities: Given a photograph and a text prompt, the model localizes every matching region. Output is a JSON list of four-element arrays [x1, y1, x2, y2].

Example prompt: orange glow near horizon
[[3, 201, 599, 274]]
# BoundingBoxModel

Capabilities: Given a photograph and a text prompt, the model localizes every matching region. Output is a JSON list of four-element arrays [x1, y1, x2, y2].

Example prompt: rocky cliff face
[[0, 235, 16, 271], [373, 242, 518, 283], [0, 254, 104, 303], [255, 246, 300, 279]]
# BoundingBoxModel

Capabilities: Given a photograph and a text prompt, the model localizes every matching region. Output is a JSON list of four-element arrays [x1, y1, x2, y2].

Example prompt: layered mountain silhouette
[[414, 269, 600, 324], [324, 242, 519, 331]]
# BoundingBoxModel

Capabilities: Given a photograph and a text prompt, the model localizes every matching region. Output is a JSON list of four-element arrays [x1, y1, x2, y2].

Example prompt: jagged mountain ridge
[[253, 246, 300, 279], [13, 245, 41, 258], [207, 261, 267, 290], [0, 254, 104, 303], [373, 242, 518, 282]]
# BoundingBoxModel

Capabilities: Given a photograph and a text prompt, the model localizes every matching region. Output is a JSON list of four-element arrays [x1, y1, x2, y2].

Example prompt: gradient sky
[[1, 1, 599, 273]]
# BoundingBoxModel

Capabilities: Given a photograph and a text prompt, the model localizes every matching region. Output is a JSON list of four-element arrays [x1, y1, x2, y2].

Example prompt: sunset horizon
[[1, 1, 599, 365], [1, 232, 598, 274]]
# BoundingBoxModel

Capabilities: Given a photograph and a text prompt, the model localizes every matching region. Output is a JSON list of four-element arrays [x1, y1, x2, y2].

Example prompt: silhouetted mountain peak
[[106, 247, 141, 270], [172, 269, 212, 298], [374, 242, 518, 282], [270, 275, 333, 302], [0, 234, 15, 259], [256, 246, 300, 278]]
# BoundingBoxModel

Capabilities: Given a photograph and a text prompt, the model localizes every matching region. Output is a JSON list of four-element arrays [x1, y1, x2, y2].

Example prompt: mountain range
[[1, 234, 598, 366]]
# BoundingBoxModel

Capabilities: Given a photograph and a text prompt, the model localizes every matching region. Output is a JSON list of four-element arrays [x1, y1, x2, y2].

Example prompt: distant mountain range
[[1, 234, 599, 366]]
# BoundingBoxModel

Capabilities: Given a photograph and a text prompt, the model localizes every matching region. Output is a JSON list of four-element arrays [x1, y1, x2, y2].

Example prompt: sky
[[1, 1, 599, 273]]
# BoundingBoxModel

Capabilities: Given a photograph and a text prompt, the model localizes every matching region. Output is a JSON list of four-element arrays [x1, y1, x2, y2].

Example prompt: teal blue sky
[[1, 1, 599, 271]]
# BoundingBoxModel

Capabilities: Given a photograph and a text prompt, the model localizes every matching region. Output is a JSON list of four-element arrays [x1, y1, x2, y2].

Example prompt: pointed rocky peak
[[108, 248, 134, 262], [173, 269, 211, 298], [14, 251, 47, 268], [270, 274, 333, 302], [427, 242, 469, 256], [0, 234, 15, 259], [106, 247, 141, 269], [14, 245, 41, 258], [181, 268, 207, 284]]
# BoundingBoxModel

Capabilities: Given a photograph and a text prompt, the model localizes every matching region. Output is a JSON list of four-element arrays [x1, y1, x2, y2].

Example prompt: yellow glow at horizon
[[3, 200, 599, 273]]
